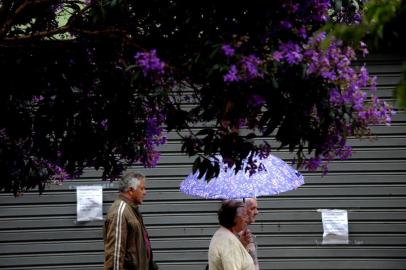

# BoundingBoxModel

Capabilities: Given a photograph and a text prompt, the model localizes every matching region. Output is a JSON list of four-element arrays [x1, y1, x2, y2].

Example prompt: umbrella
[[180, 153, 304, 199]]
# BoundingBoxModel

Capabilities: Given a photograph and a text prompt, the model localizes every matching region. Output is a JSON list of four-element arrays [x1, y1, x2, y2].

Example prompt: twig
[[0, 1, 91, 41], [0, 0, 49, 37]]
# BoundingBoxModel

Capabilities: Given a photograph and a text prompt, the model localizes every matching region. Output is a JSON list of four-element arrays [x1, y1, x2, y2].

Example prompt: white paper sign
[[76, 186, 103, 222], [319, 209, 349, 244]]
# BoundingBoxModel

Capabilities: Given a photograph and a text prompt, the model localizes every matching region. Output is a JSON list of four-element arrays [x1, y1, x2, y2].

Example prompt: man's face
[[246, 198, 259, 224], [130, 179, 146, 205]]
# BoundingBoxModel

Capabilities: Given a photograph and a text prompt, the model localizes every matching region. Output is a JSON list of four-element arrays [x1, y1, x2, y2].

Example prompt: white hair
[[118, 172, 145, 192], [245, 197, 257, 206], [236, 205, 247, 217]]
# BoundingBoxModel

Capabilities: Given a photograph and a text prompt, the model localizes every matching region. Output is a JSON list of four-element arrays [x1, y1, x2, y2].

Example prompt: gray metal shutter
[[0, 54, 405, 269]]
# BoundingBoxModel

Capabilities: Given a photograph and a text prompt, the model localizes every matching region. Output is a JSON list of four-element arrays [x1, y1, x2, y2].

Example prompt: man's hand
[[239, 228, 253, 247]]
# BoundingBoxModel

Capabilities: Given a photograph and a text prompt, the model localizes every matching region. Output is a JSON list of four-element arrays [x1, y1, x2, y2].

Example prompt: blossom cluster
[[44, 161, 70, 183], [216, 1, 395, 173], [134, 49, 165, 77], [141, 107, 167, 168], [276, 32, 394, 171], [222, 45, 264, 82], [132, 49, 168, 167]]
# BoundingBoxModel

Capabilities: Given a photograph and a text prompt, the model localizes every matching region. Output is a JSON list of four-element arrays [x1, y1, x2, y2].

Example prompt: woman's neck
[[229, 226, 239, 235]]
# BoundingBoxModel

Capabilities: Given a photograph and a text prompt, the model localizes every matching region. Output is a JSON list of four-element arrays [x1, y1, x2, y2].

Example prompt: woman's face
[[233, 207, 248, 232]]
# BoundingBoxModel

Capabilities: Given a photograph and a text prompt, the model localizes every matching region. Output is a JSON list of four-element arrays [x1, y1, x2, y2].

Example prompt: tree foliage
[[324, 0, 406, 109], [0, 0, 395, 194]]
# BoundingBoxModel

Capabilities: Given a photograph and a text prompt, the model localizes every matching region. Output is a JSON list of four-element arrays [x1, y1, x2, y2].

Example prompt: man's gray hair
[[118, 172, 145, 192], [236, 204, 247, 217], [245, 197, 257, 206]]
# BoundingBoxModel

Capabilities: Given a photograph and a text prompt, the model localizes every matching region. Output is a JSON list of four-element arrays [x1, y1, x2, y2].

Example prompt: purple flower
[[353, 12, 362, 24], [272, 51, 283, 62], [101, 119, 108, 130], [142, 151, 160, 168], [329, 89, 342, 105], [32, 95, 44, 103], [286, 50, 303, 65], [297, 27, 308, 39], [356, 96, 395, 126], [308, 0, 330, 22], [308, 32, 326, 46], [358, 65, 369, 87], [248, 95, 266, 108], [241, 55, 263, 80], [369, 76, 377, 92], [352, 90, 367, 111], [343, 46, 356, 60], [338, 67, 355, 81], [41, 161, 69, 181], [141, 111, 167, 168], [146, 115, 167, 146], [134, 49, 165, 76], [221, 44, 235, 57], [337, 145, 352, 160], [357, 110, 368, 120], [360, 41, 369, 57], [53, 4, 64, 13], [223, 65, 240, 82], [281, 42, 303, 64], [280, 20, 292, 29], [303, 49, 317, 58], [305, 156, 322, 171], [321, 70, 336, 81]]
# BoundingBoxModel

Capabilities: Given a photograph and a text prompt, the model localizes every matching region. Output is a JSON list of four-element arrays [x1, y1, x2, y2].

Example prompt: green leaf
[[196, 128, 214, 136], [125, 64, 137, 71], [192, 156, 201, 174], [209, 47, 220, 59]]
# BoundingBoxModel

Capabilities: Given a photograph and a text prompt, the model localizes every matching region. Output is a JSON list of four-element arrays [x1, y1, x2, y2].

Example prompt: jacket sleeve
[[104, 202, 129, 270]]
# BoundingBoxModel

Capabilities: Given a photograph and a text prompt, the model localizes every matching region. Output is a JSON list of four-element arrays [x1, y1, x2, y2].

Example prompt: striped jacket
[[104, 195, 154, 270]]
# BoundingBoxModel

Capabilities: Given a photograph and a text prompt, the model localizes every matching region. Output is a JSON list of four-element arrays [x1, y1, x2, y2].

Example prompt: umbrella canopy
[[180, 153, 304, 199]]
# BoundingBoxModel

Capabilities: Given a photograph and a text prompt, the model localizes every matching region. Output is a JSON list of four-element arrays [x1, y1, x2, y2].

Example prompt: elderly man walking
[[240, 198, 260, 270], [104, 172, 159, 270]]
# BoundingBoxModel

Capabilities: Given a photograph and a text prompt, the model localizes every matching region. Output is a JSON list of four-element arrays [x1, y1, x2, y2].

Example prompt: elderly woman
[[208, 200, 255, 270]]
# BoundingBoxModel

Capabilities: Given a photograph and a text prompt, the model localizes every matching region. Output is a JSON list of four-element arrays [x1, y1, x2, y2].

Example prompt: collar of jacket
[[118, 194, 140, 210], [118, 194, 144, 222]]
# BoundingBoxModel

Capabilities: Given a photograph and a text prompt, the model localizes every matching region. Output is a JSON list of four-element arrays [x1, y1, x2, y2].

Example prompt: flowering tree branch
[[0, 0, 397, 195]]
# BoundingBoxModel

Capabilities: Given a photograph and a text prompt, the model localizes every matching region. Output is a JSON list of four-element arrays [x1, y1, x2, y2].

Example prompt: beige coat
[[208, 226, 255, 270]]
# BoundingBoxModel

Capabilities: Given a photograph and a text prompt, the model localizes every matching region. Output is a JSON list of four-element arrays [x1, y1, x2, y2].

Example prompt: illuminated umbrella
[[180, 153, 304, 199]]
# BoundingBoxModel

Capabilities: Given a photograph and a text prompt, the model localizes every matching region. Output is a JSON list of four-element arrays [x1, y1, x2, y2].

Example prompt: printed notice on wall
[[76, 185, 103, 222], [318, 209, 349, 245]]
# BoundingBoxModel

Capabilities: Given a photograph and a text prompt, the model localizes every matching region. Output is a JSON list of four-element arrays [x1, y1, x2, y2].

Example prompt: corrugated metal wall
[[1, 55, 405, 269]]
